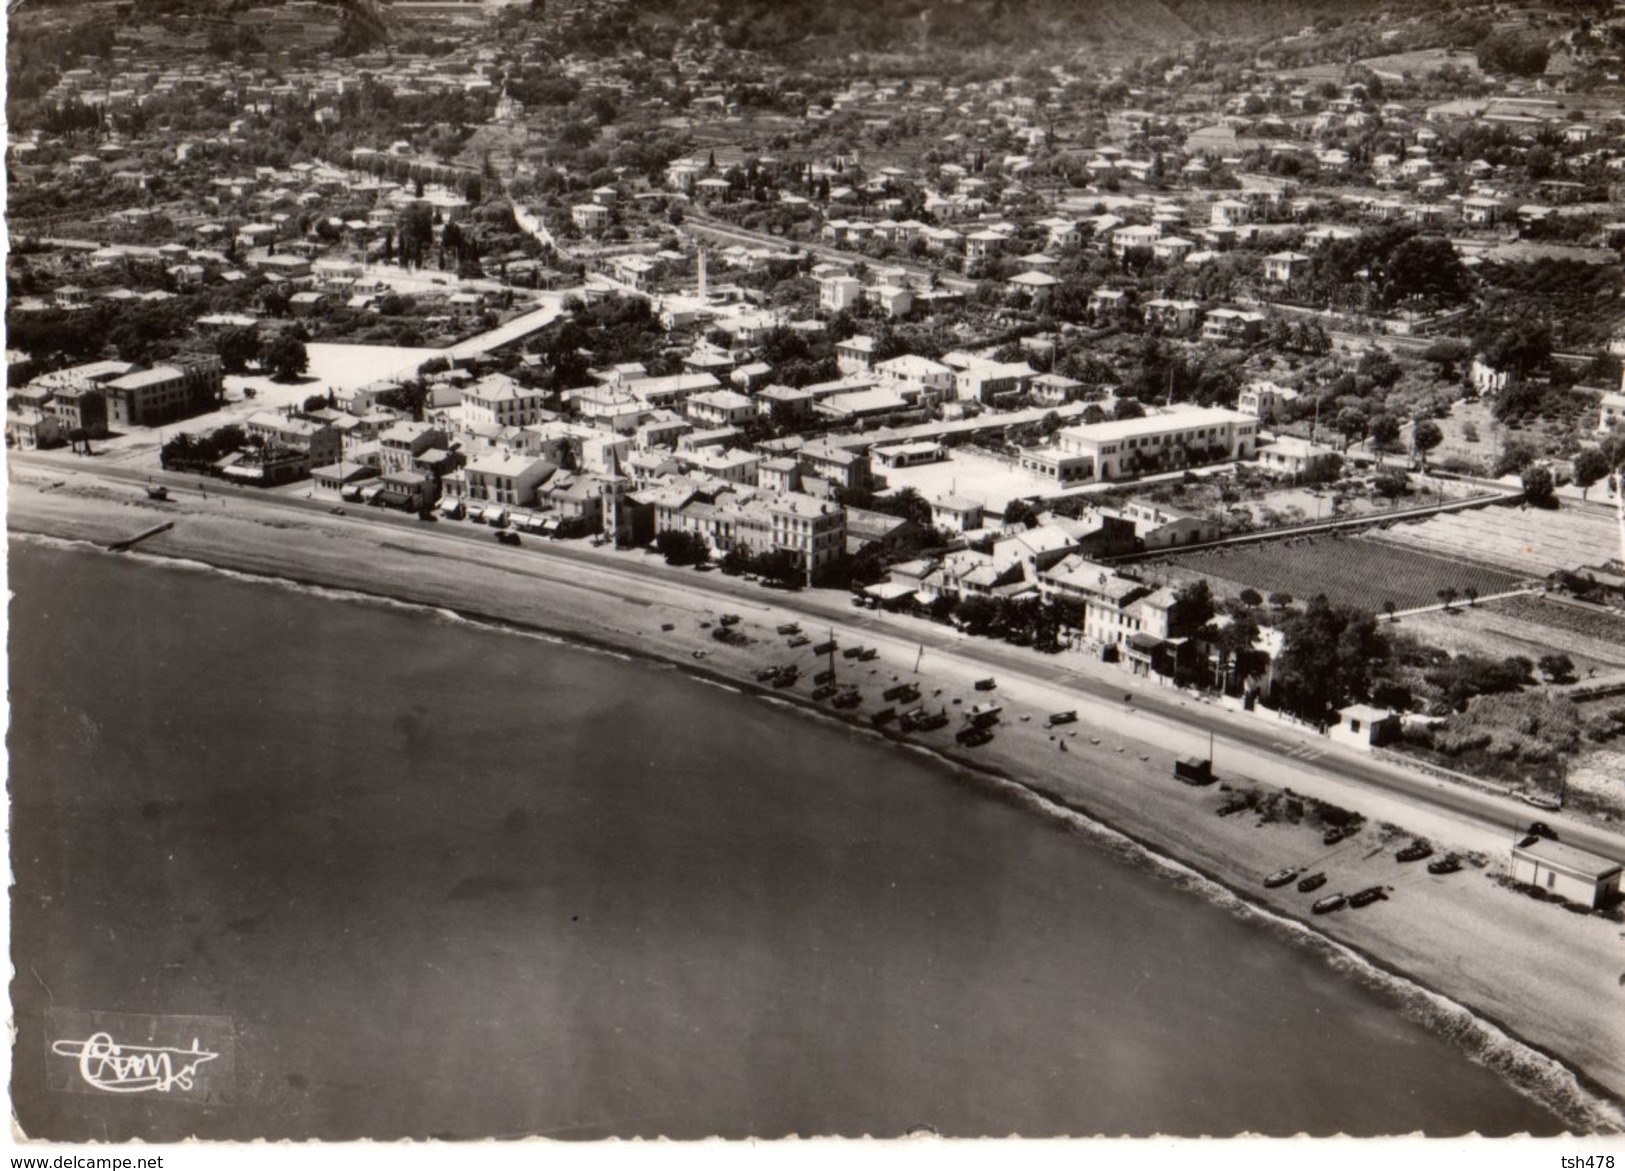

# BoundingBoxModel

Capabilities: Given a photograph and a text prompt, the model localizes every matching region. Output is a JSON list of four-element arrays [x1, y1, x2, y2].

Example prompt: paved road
[[13, 451, 1623, 865]]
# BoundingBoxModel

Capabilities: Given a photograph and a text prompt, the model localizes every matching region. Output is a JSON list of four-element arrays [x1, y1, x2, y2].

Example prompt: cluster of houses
[[6, 356, 223, 449]]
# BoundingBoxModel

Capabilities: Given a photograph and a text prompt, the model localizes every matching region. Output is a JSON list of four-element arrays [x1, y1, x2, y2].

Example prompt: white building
[[1055, 406, 1257, 483], [1510, 838, 1622, 910]]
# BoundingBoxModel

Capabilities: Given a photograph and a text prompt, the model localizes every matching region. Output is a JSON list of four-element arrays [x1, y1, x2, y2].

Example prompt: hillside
[[642, 0, 1454, 58]]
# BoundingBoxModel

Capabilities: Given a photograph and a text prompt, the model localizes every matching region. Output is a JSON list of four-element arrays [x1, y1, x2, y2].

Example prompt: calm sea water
[[8, 540, 1570, 1139]]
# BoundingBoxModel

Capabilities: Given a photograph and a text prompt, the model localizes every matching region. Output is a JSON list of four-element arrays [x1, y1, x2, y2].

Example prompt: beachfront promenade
[[11, 450, 1620, 867]]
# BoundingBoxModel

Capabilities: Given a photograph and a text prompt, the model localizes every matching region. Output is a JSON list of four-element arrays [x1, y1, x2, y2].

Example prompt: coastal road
[[11, 451, 1624, 865]]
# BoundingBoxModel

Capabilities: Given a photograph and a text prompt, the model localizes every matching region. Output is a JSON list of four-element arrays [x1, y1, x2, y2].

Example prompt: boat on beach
[[1263, 868, 1299, 889], [1427, 855, 1462, 875], [1396, 841, 1433, 863], [1297, 872, 1328, 893], [1312, 893, 1348, 915], [1349, 886, 1388, 908]]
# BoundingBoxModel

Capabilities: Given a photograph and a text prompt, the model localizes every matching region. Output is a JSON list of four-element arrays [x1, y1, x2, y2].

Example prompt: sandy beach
[[8, 469, 1625, 1132]]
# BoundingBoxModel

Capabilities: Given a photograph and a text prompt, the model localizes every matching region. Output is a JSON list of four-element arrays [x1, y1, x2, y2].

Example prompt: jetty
[[107, 522, 173, 553]]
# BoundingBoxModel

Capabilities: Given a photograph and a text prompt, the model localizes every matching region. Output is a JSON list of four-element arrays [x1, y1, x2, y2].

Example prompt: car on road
[[495, 530, 521, 546], [1526, 821, 1558, 841], [1519, 790, 1562, 812]]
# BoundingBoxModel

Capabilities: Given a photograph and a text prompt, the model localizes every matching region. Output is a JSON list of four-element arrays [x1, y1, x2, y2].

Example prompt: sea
[[6, 537, 1591, 1140]]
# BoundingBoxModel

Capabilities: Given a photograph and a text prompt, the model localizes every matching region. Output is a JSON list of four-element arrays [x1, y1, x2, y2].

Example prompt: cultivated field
[[1358, 47, 1482, 78], [1155, 531, 1522, 614], [1395, 593, 1625, 677], [1372, 501, 1622, 576]]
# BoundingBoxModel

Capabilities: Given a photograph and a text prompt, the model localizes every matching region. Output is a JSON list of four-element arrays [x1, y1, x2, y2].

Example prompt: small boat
[[1519, 790, 1562, 812], [1263, 869, 1299, 889], [812, 640, 837, 656], [777, 623, 801, 636], [842, 646, 865, 660], [1395, 841, 1433, 863], [956, 725, 994, 747], [914, 711, 950, 732], [1046, 711, 1078, 727], [812, 683, 840, 701], [831, 689, 863, 710], [1348, 886, 1387, 908], [813, 669, 836, 685], [1427, 855, 1462, 875], [1322, 826, 1348, 846], [882, 683, 919, 703], [858, 648, 879, 662], [787, 635, 811, 648], [145, 483, 170, 501], [719, 614, 741, 627], [898, 707, 927, 731], [1297, 872, 1328, 893], [974, 677, 997, 691], [772, 668, 799, 689], [966, 703, 1003, 727], [756, 666, 783, 683], [1312, 894, 1348, 915], [871, 707, 897, 728]]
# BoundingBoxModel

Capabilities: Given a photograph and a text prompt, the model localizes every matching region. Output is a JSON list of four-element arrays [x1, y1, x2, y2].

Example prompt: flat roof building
[[1055, 406, 1257, 483]]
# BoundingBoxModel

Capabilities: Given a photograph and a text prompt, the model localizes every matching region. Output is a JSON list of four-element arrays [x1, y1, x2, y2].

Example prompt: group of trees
[[1272, 595, 1389, 724], [159, 424, 245, 473], [216, 329, 308, 382]]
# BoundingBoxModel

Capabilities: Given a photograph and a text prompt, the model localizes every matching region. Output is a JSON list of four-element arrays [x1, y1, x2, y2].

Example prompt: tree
[[875, 486, 934, 528], [1168, 580, 1216, 636], [1382, 600, 1398, 623], [1437, 587, 1458, 611], [1372, 468, 1409, 501], [1239, 588, 1264, 609], [1538, 653, 1575, 683], [1379, 237, 1466, 308], [1273, 595, 1389, 723], [1213, 614, 1261, 693], [262, 334, 309, 382], [1411, 419, 1443, 469], [655, 530, 706, 565], [1003, 498, 1040, 528], [1571, 447, 1610, 501], [215, 326, 261, 375], [1269, 591, 1294, 611], [1369, 413, 1402, 454], [1478, 30, 1550, 77], [1334, 405, 1369, 450], [1521, 464, 1555, 507], [955, 596, 999, 636]]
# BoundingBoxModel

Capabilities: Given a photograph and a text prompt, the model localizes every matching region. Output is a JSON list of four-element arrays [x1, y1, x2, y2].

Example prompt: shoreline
[[8, 477, 1625, 1133]]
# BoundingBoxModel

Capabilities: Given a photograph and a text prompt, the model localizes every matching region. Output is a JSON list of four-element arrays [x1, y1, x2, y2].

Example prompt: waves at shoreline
[[11, 531, 1619, 1135]]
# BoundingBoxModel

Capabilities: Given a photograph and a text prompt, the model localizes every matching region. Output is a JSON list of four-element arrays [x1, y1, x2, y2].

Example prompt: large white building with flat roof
[[1054, 406, 1257, 483]]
